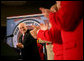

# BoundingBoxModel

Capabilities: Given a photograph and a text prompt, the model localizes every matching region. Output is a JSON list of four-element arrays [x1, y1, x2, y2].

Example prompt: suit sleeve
[[24, 32, 37, 47], [49, 1, 83, 31]]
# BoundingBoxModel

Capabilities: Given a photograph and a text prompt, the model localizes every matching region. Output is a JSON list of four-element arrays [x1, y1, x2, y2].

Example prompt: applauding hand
[[40, 23, 49, 30], [39, 7, 50, 18], [30, 25, 40, 39]]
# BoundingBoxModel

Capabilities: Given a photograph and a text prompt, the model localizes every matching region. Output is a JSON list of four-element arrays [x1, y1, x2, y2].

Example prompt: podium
[[1, 41, 20, 60]]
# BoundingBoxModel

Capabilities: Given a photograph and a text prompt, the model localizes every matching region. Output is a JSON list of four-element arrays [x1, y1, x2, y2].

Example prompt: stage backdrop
[[7, 14, 49, 48]]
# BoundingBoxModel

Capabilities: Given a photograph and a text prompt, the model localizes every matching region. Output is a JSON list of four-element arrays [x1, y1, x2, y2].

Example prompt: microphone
[[3, 34, 14, 42], [6, 34, 14, 38]]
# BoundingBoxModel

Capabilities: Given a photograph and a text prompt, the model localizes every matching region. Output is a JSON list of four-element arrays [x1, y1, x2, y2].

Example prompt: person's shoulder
[[25, 29, 31, 36], [26, 29, 30, 33]]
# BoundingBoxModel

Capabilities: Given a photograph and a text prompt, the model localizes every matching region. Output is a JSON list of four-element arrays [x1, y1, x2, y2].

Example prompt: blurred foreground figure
[[37, 1, 83, 60]]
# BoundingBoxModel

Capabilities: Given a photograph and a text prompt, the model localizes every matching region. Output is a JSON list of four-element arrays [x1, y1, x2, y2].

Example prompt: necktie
[[22, 35, 24, 42]]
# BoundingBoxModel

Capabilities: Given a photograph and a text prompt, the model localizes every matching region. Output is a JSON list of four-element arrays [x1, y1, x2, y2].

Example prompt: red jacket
[[37, 1, 83, 60]]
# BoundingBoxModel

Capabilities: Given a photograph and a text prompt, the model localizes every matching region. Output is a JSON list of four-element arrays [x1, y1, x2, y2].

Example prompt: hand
[[50, 4, 57, 13], [49, 22, 52, 29], [30, 25, 40, 39], [39, 7, 50, 18], [16, 43, 24, 48], [40, 23, 48, 30]]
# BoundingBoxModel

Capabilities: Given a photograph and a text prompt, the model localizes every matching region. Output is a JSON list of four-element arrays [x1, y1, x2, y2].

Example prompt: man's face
[[19, 24, 27, 34]]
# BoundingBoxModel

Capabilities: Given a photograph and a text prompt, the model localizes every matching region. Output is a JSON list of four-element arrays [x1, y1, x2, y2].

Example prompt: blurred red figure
[[37, 43, 44, 60], [37, 1, 83, 60]]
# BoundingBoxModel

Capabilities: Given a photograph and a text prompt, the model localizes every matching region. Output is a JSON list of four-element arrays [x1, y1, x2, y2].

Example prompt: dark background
[[1, 1, 56, 60]]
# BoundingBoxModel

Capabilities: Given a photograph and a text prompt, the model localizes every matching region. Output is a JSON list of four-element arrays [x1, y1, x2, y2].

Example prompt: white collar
[[23, 34, 25, 36]]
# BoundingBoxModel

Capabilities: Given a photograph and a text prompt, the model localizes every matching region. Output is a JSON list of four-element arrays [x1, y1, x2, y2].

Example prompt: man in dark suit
[[16, 23, 40, 60]]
